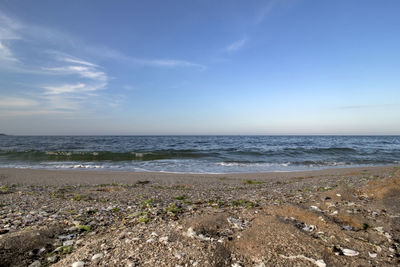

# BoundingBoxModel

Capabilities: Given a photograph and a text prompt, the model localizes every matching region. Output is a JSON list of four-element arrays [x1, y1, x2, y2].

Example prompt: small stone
[[92, 253, 103, 261], [175, 252, 185, 259], [368, 252, 377, 258], [310, 206, 321, 212], [342, 225, 352, 231], [63, 240, 74, 246], [342, 248, 359, 256], [72, 261, 85, 267], [47, 256, 57, 263], [302, 224, 316, 232], [28, 261, 41, 267], [119, 232, 127, 239]]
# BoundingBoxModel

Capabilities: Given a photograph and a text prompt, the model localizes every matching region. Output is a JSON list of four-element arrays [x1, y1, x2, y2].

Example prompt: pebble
[[342, 248, 359, 256], [227, 217, 245, 229], [368, 252, 377, 258], [72, 261, 85, 267], [63, 240, 74, 246], [92, 253, 103, 261], [303, 224, 316, 232], [175, 252, 185, 259], [28, 261, 41, 267], [47, 255, 57, 263], [310, 206, 321, 212]]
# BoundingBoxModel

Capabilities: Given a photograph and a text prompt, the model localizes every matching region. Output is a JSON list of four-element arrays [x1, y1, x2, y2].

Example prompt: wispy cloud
[[0, 12, 21, 40], [226, 38, 247, 53], [254, 1, 278, 24], [132, 58, 205, 69], [43, 64, 108, 81], [0, 11, 113, 116], [0, 41, 19, 62], [0, 9, 204, 120]]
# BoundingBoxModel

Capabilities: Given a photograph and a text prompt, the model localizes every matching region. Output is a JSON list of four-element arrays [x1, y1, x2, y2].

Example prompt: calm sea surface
[[0, 136, 399, 173]]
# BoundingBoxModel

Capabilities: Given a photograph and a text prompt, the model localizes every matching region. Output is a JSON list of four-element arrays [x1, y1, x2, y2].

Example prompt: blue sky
[[0, 0, 399, 135]]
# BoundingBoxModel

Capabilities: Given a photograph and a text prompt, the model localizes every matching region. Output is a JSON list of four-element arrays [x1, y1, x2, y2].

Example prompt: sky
[[0, 0, 399, 135]]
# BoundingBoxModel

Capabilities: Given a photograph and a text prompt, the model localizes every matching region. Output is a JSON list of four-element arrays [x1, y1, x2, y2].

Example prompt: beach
[[1, 166, 399, 266]]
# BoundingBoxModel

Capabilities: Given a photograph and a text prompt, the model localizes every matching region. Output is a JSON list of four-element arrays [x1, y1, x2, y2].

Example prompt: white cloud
[[62, 57, 98, 67], [0, 42, 18, 62], [226, 38, 247, 52], [0, 12, 21, 40], [44, 65, 107, 81], [43, 83, 87, 95]]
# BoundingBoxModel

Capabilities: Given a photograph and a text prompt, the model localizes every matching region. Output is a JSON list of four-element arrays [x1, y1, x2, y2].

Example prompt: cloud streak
[[133, 58, 205, 69], [226, 38, 247, 53], [0, 41, 19, 62], [254, 1, 277, 24]]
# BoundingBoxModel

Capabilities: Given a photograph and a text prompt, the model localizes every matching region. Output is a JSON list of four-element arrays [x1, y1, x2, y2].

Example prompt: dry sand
[[1, 166, 399, 266]]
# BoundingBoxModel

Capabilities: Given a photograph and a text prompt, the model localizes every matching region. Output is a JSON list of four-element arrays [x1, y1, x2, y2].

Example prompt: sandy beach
[[1, 166, 399, 266]]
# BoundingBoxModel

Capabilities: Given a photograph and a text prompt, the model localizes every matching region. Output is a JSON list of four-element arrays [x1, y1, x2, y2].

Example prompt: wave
[[0, 149, 220, 162]]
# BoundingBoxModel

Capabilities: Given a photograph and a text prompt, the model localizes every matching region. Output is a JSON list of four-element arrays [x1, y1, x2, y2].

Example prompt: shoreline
[[0, 165, 396, 186]]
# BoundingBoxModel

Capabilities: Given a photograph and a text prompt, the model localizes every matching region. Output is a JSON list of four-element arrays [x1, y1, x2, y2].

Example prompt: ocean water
[[0, 135, 399, 173]]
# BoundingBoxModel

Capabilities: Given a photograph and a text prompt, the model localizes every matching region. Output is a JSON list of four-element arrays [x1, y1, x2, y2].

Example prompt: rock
[[151, 232, 158, 237], [118, 232, 127, 239], [302, 224, 316, 232], [310, 206, 321, 212], [63, 240, 74, 246], [175, 252, 185, 259], [227, 217, 245, 229], [342, 225, 353, 231], [28, 261, 41, 267], [92, 253, 103, 261], [47, 256, 57, 263], [368, 252, 377, 258], [0, 229, 9, 235], [59, 234, 75, 240], [72, 261, 85, 267], [342, 248, 359, 256]]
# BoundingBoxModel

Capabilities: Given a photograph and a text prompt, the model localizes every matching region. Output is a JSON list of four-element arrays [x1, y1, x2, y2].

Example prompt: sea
[[0, 135, 399, 173]]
